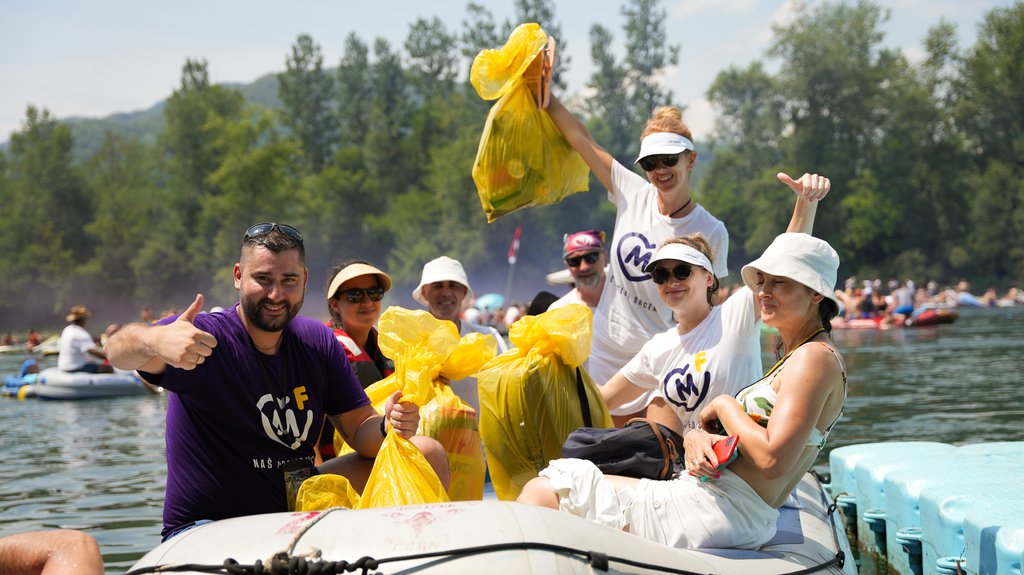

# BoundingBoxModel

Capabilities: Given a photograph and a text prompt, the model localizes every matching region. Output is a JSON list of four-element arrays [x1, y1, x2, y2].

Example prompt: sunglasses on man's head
[[341, 286, 385, 303], [566, 252, 601, 267], [638, 154, 681, 172], [651, 264, 694, 285], [243, 222, 303, 243]]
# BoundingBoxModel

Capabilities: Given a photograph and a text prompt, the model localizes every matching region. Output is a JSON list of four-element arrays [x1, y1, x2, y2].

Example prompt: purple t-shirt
[[140, 306, 369, 538]]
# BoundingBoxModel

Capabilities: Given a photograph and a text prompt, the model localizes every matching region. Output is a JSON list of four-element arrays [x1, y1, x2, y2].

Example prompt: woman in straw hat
[[519, 174, 846, 551], [317, 260, 395, 461]]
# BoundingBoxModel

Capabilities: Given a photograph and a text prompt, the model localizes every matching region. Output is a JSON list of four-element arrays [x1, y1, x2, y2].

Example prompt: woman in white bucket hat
[[519, 174, 847, 551]]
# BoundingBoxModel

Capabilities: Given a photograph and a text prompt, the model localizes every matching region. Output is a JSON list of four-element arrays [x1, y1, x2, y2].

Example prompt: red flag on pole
[[507, 225, 522, 265]]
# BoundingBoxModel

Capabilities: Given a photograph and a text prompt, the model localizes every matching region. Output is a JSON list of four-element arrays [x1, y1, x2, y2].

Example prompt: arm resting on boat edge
[[105, 294, 217, 374]]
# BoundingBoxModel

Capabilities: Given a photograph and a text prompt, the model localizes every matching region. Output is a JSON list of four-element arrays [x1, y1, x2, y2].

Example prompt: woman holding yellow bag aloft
[[543, 95, 729, 426]]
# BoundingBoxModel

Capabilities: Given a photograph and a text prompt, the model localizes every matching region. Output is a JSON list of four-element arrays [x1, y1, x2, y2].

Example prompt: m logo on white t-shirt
[[662, 364, 711, 412], [616, 232, 656, 282]]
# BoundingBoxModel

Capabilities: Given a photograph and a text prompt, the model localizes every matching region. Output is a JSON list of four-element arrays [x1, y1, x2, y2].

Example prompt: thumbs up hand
[[155, 294, 218, 370], [777, 172, 830, 202]]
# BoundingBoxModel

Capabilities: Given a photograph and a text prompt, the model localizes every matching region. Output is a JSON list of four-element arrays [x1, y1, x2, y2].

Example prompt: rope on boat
[[123, 537, 847, 575]]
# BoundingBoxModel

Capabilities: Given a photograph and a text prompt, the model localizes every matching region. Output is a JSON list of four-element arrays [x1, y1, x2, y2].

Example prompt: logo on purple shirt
[[257, 393, 314, 450]]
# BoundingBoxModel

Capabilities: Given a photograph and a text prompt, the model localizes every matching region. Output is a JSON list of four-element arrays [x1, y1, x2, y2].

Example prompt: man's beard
[[576, 272, 603, 290], [241, 296, 302, 332]]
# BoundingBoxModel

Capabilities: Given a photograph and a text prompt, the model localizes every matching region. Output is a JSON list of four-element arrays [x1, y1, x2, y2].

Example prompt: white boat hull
[[35, 367, 150, 400], [131, 473, 853, 574]]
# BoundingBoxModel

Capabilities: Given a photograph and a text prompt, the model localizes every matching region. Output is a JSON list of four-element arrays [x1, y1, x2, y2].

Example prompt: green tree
[[0, 107, 86, 317], [622, 0, 680, 128], [279, 34, 339, 174], [336, 33, 373, 146], [81, 133, 164, 305]]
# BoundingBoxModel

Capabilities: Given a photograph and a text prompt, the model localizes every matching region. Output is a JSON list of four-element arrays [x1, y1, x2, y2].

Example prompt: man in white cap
[[413, 256, 509, 413], [548, 229, 608, 311]]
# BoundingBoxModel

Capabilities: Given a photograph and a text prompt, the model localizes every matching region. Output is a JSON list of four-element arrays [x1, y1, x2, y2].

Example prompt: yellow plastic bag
[[477, 304, 612, 500], [420, 385, 486, 501], [470, 23, 589, 222], [357, 432, 450, 509], [338, 307, 496, 504], [295, 474, 360, 511]]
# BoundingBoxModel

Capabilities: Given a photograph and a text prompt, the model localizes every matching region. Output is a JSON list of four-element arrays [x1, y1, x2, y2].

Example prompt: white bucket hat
[[412, 256, 474, 306], [642, 243, 714, 275], [634, 131, 696, 163], [741, 233, 840, 307]]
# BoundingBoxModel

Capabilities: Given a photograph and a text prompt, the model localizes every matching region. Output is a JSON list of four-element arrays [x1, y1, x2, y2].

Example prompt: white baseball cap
[[642, 243, 714, 275]]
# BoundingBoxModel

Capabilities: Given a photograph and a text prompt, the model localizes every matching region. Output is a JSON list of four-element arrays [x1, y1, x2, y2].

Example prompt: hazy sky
[[0, 0, 1014, 144]]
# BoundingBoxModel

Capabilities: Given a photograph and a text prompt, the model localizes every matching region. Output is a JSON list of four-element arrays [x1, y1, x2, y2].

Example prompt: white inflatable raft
[[129, 473, 853, 575], [35, 367, 152, 400]]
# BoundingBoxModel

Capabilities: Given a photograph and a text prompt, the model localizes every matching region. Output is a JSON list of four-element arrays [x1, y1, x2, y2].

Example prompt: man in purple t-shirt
[[106, 223, 449, 539]]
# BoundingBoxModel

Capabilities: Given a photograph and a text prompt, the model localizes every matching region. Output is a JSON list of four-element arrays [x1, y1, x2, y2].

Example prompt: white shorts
[[540, 458, 779, 549]]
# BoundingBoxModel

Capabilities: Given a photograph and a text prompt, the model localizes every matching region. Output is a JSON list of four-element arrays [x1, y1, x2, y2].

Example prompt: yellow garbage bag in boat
[[477, 304, 612, 500], [295, 474, 360, 511], [335, 307, 496, 501], [357, 432, 450, 509], [470, 23, 589, 222]]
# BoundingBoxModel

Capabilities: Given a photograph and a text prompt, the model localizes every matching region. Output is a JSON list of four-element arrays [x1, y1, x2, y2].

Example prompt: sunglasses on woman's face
[[638, 154, 681, 172], [651, 264, 694, 285], [341, 286, 385, 303], [565, 252, 601, 267]]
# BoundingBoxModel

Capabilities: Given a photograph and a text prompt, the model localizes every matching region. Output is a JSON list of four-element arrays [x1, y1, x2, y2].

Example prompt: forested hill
[[25, 73, 284, 161]]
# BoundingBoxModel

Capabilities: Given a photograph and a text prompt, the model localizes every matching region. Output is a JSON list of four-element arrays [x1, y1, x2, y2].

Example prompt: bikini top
[[735, 342, 847, 450]]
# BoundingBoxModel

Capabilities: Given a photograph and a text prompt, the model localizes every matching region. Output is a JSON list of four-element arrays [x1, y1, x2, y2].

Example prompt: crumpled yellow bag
[[470, 23, 589, 222], [356, 432, 449, 509], [477, 304, 612, 500], [334, 307, 495, 501], [295, 474, 360, 511]]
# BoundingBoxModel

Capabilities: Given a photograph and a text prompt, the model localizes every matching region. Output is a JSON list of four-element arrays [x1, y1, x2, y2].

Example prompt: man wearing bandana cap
[[549, 230, 608, 311]]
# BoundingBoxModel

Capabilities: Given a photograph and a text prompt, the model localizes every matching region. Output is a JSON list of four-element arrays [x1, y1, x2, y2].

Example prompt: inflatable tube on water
[[34, 367, 150, 400], [131, 473, 853, 575]]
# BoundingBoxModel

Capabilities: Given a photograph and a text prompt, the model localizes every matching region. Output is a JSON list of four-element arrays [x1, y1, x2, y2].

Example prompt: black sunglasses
[[651, 264, 694, 285], [566, 252, 601, 267], [341, 286, 385, 303], [638, 154, 681, 172], [243, 222, 303, 243]]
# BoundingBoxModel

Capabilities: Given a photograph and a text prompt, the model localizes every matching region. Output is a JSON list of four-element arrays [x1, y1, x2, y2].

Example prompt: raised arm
[[777, 172, 831, 234], [546, 95, 615, 192], [104, 294, 217, 374]]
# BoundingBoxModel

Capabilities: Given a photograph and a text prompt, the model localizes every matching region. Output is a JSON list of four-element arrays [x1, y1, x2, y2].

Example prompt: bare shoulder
[[782, 341, 845, 391]]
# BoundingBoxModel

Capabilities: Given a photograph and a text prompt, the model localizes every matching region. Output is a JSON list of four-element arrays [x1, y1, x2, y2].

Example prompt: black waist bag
[[561, 418, 685, 480]]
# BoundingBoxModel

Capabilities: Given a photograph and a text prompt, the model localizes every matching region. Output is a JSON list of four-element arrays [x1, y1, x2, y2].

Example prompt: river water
[[1, 306, 1021, 573]]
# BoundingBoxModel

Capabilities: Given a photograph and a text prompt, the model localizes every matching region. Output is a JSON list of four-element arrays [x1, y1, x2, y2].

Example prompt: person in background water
[[548, 229, 608, 311], [413, 256, 510, 415], [0, 529, 104, 575], [25, 329, 41, 352], [105, 223, 448, 541], [58, 306, 112, 373], [318, 260, 396, 461], [544, 94, 729, 426]]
